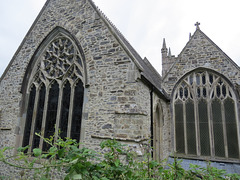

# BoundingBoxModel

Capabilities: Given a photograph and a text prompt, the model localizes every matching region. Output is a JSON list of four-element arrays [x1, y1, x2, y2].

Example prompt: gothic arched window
[[22, 29, 85, 152], [173, 70, 240, 160]]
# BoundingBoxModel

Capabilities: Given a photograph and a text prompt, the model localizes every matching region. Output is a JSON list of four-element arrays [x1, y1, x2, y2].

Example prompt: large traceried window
[[173, 70, 240, 161], [22, 29, 85, 152]]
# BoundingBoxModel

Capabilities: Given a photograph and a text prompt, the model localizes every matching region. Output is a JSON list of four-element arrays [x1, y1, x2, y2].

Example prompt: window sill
[[171, 154, 240, 164]]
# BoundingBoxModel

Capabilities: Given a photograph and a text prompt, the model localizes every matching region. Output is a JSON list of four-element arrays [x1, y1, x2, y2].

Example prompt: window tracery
[[22, 33, 85, 152], [173, 70, 240, 160]]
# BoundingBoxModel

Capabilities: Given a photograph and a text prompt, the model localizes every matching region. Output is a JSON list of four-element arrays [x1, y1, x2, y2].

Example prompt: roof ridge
[[143, 57, 162, 80], [88, 0, 144, 71], [163, 28, 240, 81], [90, 0, 134, 52], [197, 29, 240, 71]]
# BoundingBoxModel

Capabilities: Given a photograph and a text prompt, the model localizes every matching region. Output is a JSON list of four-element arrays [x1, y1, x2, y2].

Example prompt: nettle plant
[[0, 132, 240, 180]]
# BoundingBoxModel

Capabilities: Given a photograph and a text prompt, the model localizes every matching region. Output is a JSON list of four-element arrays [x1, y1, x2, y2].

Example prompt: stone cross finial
[[195, 22, 200, 30]]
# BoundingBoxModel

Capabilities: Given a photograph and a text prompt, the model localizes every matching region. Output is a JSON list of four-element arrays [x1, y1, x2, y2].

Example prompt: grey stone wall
[[0, 0, 155, 177], [152, 92, 171, 160], [162, 30, 240, 95]]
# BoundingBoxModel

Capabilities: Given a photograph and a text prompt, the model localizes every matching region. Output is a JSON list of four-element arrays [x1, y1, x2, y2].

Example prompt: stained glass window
[[175, 102, 184, 154], [22, 31, 85, 152], [59, 81, 71, 139], [23, 85, 36, 149], [173, 70, 239, 160], [32, 84, 46, 150]]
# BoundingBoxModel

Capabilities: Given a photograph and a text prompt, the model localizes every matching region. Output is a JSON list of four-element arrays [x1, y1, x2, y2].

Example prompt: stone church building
[[1, 0, 240, 175]]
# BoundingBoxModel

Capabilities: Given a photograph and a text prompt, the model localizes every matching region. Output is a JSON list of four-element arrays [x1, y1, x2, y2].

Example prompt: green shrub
[[0, 132, 239, 179]]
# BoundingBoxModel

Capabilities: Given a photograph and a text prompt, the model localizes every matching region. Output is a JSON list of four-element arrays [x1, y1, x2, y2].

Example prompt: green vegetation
[[0, 132, 239, 179]]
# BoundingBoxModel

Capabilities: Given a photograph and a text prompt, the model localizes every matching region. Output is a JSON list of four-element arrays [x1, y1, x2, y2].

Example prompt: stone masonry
[[0, 0, 171, 177]]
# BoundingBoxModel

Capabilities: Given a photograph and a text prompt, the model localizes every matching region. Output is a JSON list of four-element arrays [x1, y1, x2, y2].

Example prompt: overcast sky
[[1, 0, 240, 76]]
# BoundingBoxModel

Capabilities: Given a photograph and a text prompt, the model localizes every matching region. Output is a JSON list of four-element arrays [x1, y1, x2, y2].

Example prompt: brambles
[[0, 132, 239, 179]]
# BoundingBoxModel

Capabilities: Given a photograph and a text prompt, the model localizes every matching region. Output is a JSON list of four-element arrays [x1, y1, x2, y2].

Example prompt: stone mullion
[[221, 100, 228, 158], [235, 100, 240, 159], [195, 100, 200, 157], [193, 73, 200, 156], [39, 82, 50, 150], [183, 101, 187, 155], [27, 85, 40, 153], [67, 81, 75, 138], [205, 72, 214, 157], [173, 98, 177, 153], [54, 81, 63, 142], [207, 94, 214, 157]]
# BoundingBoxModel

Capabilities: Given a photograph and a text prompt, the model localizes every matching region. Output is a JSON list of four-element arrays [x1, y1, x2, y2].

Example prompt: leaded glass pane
[[71, 80, 84, 142], [209, 74, 213, 84], [197, 88, 201, 98], [186, 100, 196, 155], [222, 85, 226, 97], [59, 81, 71, 139], [224, 98, 239, 158], [189, 75, 193, 85], [173, 70, 239, 161], [202, 75, 206, 84], [175, 93, 178, 99], [203, 88, 207, 97], [184, 87, 188, 98], [180, 88, 183, 99], [196, 75, 200, 85], [32, 84, 46, 150], [212, 99, 225, 157], [175, 102, 185, 154], [23, 85, 36, 149], [198, 99, 210, 156], [43, 81, 59, 151], [217, 86, 221, 97], [211, 91, 215, 99], [23, 32, 85, 154]]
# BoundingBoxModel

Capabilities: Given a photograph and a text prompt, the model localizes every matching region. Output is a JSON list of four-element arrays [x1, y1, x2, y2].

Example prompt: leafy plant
[[0, 132, 239, 179]]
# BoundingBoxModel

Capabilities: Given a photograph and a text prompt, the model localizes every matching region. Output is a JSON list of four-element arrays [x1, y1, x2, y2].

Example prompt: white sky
[[1, 0, 240, 76]]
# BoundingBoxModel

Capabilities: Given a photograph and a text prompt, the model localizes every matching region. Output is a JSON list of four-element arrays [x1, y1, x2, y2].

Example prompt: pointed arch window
[[153, 103, 164, 162], [173, 70, 240, 160], [22, 30, 85, 152]]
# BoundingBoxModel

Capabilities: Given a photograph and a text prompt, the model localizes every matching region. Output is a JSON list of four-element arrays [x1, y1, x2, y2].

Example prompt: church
[[0, 0, 240, 175]]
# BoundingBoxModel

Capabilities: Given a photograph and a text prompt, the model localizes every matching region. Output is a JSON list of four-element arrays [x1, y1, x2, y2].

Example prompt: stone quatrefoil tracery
[[23, 33, 85, 152], [174, 70, 239, 160], [38, 34, 84, 81], [174, 71, 233, 101]]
